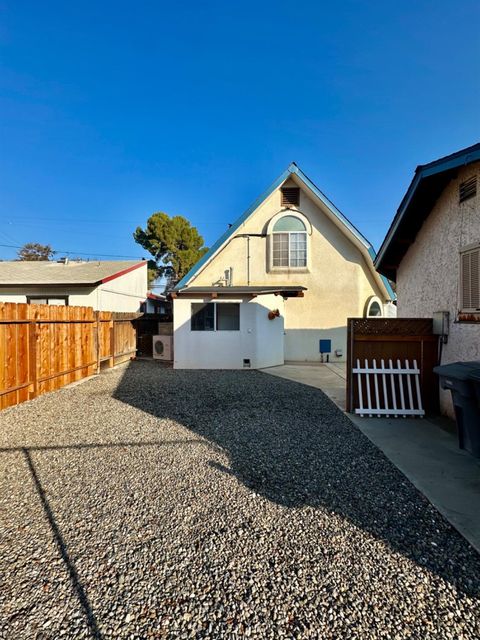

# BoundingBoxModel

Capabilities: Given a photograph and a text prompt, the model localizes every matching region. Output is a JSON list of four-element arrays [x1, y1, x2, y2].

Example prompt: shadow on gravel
[[22, 449, 103, 640], [111, 360, 480, 598], [8, 438, 219, 639]]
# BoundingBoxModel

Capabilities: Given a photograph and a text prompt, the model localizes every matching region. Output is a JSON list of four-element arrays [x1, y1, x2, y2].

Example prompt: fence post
[[109, 315, 115, 368], [28, 316, 38, 399], [346, 319, 353, 413], [95, 311, 100, 374]]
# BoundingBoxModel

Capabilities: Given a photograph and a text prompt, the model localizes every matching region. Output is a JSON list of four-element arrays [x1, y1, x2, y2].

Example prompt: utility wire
[[0, 243, 146, 260]]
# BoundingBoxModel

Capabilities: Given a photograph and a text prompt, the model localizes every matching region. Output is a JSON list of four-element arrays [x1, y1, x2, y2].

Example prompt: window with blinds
[[272, 215, 307, 267], [460, 247, 480, 311]]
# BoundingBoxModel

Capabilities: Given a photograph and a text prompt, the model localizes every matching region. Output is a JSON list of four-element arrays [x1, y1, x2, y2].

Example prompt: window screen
[[273, 233, 289, 266], [191, 303, 215, 330], [216, 303, 240, 330], [272, 221, 307, 268], [289, 233, 307, 267]]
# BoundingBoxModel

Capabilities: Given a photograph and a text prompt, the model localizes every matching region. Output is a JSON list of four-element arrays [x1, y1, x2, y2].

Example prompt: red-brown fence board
[[346, 317, 439, 415], [0, 303, 140, 411]]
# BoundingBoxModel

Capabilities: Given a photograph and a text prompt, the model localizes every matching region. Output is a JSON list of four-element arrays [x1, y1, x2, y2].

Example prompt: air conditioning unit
[[152, 335, 173, 361]]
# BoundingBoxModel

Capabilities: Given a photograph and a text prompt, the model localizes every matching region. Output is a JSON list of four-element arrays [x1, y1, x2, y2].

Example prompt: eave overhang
[[375, 143, 480, 282]]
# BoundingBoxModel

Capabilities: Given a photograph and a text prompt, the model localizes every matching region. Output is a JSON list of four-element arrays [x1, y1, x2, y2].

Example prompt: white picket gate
[[352, 358, 425, 418]]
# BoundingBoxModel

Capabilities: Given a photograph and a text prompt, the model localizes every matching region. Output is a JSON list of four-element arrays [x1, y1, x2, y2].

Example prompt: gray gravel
[[0, 360, 479, 639]]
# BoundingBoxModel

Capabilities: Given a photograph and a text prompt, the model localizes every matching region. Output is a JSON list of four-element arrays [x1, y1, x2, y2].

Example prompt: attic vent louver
[[459, 176, 477, 203], [281, 187, 300, 207]]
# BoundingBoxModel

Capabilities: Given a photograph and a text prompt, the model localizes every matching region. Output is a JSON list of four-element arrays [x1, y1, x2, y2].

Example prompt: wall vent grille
[[281, 187, 300, 207], [459, 176, 477, 203]]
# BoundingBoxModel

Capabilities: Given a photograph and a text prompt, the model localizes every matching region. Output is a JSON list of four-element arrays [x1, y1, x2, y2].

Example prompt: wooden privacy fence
[[0, 302, 139, 410], [346, 318, 439, 415]]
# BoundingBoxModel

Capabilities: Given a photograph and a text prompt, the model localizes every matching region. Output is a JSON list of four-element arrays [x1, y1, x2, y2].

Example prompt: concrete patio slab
[[262, 362, 347, 410]]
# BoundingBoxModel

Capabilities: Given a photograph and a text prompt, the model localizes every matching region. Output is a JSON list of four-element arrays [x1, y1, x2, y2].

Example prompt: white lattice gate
[[352, 358, 425, 418]]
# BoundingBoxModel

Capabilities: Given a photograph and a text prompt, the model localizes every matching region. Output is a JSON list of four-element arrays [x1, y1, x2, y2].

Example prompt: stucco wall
[[0, 263, 148, 312], [173, 294, 285, 369], [183, 178, 387, 361], [396, 162, 480, 417], [97, 263, 147, 311]]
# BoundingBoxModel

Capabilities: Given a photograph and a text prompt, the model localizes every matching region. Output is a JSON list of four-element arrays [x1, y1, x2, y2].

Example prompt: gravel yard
[[1, 360, 479, 639]]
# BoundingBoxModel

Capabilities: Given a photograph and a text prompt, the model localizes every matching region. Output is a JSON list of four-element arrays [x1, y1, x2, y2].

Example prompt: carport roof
[[172, 285, 306, 298]]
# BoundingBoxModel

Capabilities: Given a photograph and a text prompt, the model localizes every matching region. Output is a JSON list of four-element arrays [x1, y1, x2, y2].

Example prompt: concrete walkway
[[262, 362, 347, 409], [262, 362, 480, 554], [350, 414, 480, 554]]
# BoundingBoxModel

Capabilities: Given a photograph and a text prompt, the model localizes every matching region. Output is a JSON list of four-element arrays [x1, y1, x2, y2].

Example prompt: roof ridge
[[175, 164, 394, 299]]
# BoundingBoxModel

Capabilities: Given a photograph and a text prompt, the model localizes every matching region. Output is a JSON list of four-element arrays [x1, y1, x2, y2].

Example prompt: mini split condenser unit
[[152, 335, 173, 361]]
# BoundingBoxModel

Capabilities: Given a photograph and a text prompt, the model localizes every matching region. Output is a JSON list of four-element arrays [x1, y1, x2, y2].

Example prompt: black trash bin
[[433, 361, 480, 458], [469, 368, 480, 409]]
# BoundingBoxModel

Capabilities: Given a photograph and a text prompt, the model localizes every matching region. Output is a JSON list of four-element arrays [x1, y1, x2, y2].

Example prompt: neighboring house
[[0, 259, 148, 312], [172, 162, 395, 369], [375, 142, 480, 418], [141, 292, 170, 316]]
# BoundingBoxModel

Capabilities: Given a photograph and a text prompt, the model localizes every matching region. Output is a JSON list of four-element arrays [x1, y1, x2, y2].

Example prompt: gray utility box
[[433, 361, 480, 458]]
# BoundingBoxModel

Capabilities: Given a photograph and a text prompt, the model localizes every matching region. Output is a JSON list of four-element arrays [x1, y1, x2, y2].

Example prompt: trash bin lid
[[468, 367, 480, 382], [433, 361, 480, 381]]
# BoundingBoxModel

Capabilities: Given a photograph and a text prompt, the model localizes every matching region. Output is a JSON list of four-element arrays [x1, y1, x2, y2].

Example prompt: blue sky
[[1, 1, 479, 262]]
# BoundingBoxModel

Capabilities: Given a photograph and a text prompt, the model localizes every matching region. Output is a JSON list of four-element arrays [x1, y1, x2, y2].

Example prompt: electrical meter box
[[433, 311, 449, 342]]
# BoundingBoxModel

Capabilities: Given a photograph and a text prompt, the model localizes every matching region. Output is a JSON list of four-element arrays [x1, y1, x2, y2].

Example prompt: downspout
[[246, 236, 250, 286]]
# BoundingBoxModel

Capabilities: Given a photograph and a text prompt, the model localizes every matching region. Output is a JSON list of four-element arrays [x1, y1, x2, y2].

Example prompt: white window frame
[[27, 296, 69, 306], [190, 302, 240, 331], [365, 296, 384, 318], [267, 211, 311, 273]]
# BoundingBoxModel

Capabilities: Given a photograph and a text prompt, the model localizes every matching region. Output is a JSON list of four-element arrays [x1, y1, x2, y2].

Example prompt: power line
[[5, 216, 228, 227], [0, 243, 146, 260]]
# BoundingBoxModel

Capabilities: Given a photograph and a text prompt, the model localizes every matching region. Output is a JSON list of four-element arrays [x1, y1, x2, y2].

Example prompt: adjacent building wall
[[183, 179, 388, 362], [97, 263, 147, 311], [396, 162, 480, 417], [0, 263, 148, 312], [173, 294, 285, 369]]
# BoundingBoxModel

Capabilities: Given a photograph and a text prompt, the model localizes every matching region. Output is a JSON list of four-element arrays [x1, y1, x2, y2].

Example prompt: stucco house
[[375, 142, 480, 418], [172, 162, 395, 369], [0, 259, 148, 312]]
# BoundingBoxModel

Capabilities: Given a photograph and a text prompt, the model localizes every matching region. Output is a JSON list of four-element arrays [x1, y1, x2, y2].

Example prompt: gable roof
[[0, 260, 146, 286], [175, 162, 395, 299], [375, 142, 480, 281]]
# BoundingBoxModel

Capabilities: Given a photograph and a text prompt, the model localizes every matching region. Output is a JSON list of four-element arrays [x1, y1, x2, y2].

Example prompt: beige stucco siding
[[397, 162, 480, 417], [185, 178, 387, 361]]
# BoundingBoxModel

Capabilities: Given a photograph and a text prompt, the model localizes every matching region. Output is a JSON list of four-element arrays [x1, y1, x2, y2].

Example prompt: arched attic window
[[272, 215, 307, 267], [365, 296, 383, 317]]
